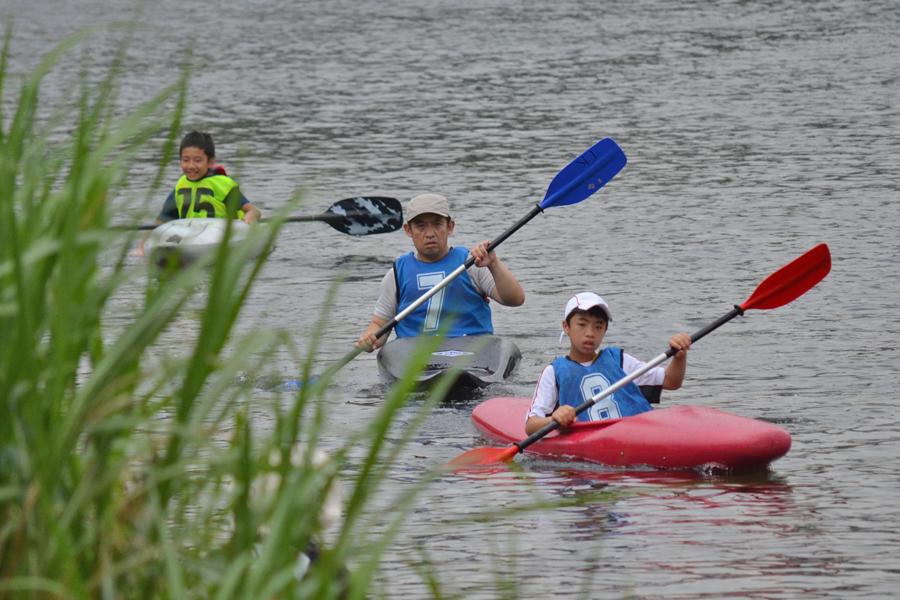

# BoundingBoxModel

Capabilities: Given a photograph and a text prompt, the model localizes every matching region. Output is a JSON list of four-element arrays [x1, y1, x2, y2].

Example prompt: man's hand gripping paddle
[[445, 243, 832, 468], [307, 138, 628, 387]]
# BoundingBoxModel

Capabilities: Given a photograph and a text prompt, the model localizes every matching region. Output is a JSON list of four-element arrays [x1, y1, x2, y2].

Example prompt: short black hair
[[566, 306, 609, 326], [180, 131, 215, 159]]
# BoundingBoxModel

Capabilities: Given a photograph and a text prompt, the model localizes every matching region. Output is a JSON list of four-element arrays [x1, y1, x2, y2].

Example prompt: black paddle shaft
[[664, 306, 744, 358], [464, 203, 545, 268], [125, 215, 342, 230], [280, 211, 378, 224], [514, 305, 746, 453], [373, 203, 545, 340]]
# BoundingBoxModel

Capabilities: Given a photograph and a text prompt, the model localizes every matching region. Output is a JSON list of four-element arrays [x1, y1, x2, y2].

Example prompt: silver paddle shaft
[[374, 204, 545, 340], [391, 263, 467, 326], [517, 305, 747, 451], [584, 352, 668, 410], [372, 261, 467, 340], [516, 351, 670, 451]]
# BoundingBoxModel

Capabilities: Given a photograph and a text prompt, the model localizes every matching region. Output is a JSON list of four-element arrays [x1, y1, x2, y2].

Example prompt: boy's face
[[564, 312, 608, 360], [180, 146, 215, 181], [403, 213, 455, 262]]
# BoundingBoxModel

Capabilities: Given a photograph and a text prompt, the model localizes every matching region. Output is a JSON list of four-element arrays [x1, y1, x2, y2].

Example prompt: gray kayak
[[376, 335, 522, 390]]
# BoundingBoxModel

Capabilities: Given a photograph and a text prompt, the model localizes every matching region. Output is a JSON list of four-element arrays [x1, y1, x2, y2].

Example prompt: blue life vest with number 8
[[393, 246, 493, 338], [552, 348, 653, 421]]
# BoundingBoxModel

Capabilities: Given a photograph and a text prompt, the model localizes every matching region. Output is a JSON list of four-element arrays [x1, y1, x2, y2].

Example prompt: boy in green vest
[[134, 131, 261, 256]]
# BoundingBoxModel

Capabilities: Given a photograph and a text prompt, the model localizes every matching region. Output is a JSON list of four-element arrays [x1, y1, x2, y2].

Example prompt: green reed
[[0, 27, 451, 600], [0, 26, 620, 600]]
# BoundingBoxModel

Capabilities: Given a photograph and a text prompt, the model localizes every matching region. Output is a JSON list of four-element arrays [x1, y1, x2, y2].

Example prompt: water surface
[[4, 0, 899, 597]]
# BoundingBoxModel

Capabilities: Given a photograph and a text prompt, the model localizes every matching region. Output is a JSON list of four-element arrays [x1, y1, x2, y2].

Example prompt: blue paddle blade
[[540, 138, 627, 209], [269, 378, 318, 391]]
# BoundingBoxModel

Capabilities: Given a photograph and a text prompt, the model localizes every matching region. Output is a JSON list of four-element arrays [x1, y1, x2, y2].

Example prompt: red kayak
[[472, 397, 792, 471]]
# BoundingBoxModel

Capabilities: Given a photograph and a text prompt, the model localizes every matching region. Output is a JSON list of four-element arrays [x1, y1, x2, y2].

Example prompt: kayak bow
[[377, 335, 522, 390], [471, 397, 791, 471], [143, 218, 257, 267]]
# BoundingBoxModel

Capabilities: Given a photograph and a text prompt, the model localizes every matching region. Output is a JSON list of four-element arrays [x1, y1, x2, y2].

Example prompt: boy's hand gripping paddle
[[307, 138, 628, 387], [445, 243, 832, 468], [123, 196, 404, 236]]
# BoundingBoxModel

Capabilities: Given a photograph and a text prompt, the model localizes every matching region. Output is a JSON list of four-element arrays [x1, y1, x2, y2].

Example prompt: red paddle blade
[[445, 445, 519, 469], [740, 244, 831, 311]]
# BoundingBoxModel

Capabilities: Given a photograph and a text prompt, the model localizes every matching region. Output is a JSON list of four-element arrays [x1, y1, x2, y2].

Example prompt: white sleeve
[[372, 269, 399, 321], [527, 365, 558, 421], [621, 352, 666, 387], [466, 264, 496, 298]]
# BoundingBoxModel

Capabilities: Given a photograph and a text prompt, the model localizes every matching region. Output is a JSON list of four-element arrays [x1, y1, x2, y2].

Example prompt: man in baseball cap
[[356, 193, 525, 351], [525, 292, 692, 435], [404, 193, 452, 222]]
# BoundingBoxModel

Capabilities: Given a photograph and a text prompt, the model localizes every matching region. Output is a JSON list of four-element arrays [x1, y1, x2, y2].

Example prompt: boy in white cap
[[356, 193, 525, 351], [525, 292, 692, 435]]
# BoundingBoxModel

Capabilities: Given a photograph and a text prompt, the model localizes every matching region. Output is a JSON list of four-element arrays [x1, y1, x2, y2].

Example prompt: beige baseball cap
[[406, 194, 451, 222]]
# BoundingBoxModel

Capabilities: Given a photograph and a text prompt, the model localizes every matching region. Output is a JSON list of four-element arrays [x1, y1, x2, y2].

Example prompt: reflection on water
[[382, 466, 799, 598], [6, 0, 900, 596]]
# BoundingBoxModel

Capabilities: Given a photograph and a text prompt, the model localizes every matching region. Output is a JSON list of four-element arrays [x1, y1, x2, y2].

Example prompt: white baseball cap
[[564, 292, 612, 323], [406, 193, 451, 222]]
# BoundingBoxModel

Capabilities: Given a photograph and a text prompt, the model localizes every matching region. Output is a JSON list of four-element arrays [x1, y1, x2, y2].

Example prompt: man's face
[[180, 146, 215, 181], [403, 213, 454, 262]]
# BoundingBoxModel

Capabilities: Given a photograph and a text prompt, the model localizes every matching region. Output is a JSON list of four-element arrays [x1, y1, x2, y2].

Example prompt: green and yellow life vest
[[173, 174, 246, 219]]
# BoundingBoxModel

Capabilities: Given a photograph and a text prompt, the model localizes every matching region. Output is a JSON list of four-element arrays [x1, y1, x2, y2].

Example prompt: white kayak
[[144, 218, 256, 267]]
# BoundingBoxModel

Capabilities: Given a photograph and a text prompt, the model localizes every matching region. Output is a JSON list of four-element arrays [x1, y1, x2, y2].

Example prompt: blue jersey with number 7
[[393, 247, 493, 338]]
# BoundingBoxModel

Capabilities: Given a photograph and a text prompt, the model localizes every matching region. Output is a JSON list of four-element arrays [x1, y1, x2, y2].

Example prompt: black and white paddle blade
[[323, 197, 403, 236]]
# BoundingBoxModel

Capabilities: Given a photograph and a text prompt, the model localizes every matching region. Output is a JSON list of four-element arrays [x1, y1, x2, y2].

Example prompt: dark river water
[[4, 0, 899, 597]]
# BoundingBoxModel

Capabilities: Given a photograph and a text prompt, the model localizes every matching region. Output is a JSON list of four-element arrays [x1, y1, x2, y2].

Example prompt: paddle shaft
[[122, 197, 402, 231], [516, 305, 745, 453], [371, 203, 544, 341], [445, 244, 830, 468], [127, 214, 341, 230], [320, 141, 626, 389], [273, 211, 374, 224], [316, 208, 545, 384]]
